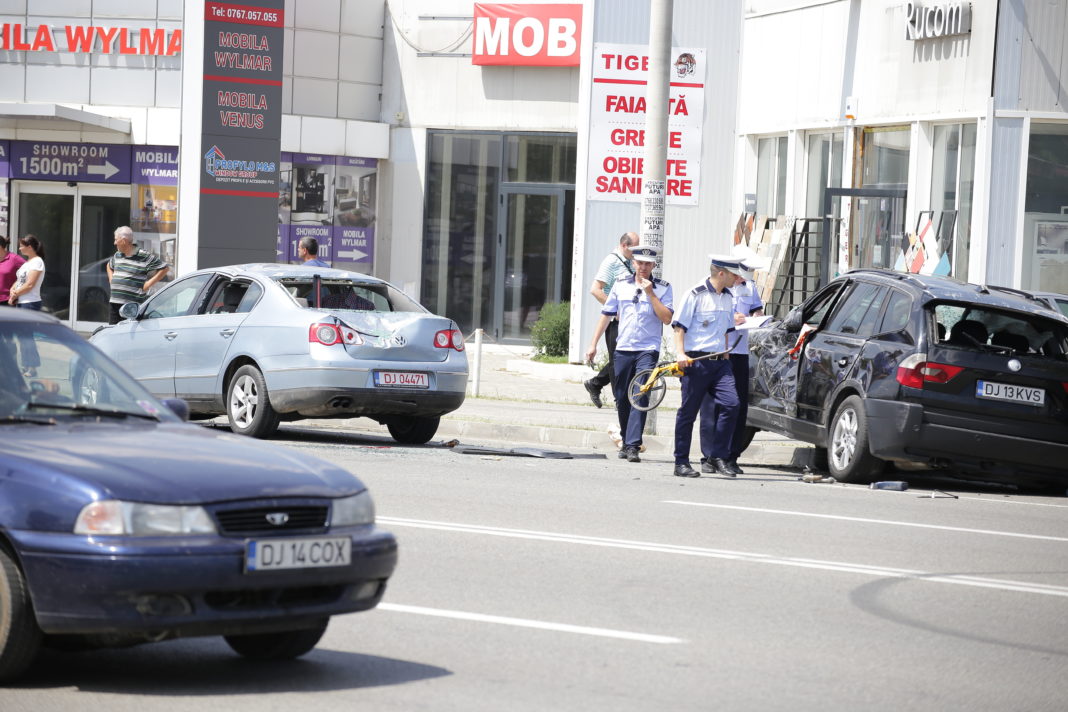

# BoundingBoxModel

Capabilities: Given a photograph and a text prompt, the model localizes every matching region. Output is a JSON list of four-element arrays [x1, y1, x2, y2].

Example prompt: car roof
[[0, 308, 61, 325], [190, 263, 389, 285], [841, 268, 1068, 320]]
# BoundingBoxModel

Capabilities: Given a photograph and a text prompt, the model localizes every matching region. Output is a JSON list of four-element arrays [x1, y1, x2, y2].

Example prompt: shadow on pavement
[[16, 638, 451, 694]]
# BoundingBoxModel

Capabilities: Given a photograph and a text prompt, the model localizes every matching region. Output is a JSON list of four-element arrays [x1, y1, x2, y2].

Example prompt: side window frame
[[141, 274, 214, 320], [824, 282, 888, 338]]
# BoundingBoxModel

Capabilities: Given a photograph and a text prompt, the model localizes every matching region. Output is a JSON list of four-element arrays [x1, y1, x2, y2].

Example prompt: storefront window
[[423, 131, 576, 340], [805, 132, 843, 219], [1023, 124, 1068, 294], [756, 135, 787, 215], [860, 126, 910, 189], [930, 124, 975, 282]]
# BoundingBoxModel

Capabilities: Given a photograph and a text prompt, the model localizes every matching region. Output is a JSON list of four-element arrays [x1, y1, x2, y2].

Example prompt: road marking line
[[376, 603, 683, 644], [958, 497, 1068, 509], [663, 501, 1068, 543], [378, 516, 1068, 599]]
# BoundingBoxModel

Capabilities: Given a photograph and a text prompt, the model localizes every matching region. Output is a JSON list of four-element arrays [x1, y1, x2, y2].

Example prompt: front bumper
[[12, 527, 398, 636], [865, 399, 1068, 486]]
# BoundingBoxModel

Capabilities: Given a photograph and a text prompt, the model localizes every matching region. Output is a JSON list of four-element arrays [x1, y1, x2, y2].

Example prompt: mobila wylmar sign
[[0, 22, 181, 55], [472, 3, 582, 66], [905, 2, 971, 41]]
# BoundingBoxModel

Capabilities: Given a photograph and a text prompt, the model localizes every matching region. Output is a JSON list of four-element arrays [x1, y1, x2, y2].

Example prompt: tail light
[[434, 329, 465, 351], [896, 353, 963, 389], [309, 323, 363, 346]]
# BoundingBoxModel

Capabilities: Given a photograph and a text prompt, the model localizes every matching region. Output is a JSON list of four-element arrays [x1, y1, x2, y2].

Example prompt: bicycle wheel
[[628, 368, 666, 411]]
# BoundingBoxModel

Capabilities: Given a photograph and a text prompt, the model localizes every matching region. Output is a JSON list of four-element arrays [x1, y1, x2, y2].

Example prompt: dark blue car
[[0, 308, 397, 681]]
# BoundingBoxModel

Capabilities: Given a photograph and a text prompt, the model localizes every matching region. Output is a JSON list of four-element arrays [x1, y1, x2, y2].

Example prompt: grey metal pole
[[641, 0, 673, 435]]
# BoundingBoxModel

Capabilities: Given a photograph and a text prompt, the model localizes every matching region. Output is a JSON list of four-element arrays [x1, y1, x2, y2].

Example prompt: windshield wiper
[[0, 414, 57, 425], [25, 402, 160, 421]]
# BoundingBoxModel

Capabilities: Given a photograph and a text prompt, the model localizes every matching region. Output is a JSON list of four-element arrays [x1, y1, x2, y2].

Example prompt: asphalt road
[[5, 425, 1068, 712]]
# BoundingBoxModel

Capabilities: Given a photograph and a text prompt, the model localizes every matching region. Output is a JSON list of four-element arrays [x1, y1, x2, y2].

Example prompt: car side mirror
[[783, 310, 803, 333], [161, 397, 190, 421], [119, 302, 140, 320]]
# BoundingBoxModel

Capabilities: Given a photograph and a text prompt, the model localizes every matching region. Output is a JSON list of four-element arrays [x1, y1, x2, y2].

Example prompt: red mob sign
[[472, 3, 582, 66]]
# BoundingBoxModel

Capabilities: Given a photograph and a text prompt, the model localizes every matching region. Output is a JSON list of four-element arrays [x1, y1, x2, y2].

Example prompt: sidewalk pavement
[[340, 343, 818, 468]]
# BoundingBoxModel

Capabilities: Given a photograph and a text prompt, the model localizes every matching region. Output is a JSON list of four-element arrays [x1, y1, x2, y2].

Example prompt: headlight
[[74, 500, 217, 536], [330, 491, 375, 526]]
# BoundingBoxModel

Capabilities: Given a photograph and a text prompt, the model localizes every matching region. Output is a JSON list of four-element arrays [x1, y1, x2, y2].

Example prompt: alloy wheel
[[830, 407, 858, 471], [229, 374, 259, 428]]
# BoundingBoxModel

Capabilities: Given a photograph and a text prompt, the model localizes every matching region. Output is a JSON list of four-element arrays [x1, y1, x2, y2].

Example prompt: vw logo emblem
[[1008, 358, 1022, 372], [393, 334, 406, 346], [265, 512, 289, 526]]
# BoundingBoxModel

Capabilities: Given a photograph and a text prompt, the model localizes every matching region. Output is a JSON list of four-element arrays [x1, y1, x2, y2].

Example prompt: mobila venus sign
[[0, 23, 181, 55], [472, 3, 582, 66]]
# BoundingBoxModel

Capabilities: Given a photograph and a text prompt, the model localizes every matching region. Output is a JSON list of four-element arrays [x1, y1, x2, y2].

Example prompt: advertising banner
[[331, 156, 376, 265], [10, 141, 132, 183], [198, 0, 284, 267], [472, 3, 582, 66], [131, 146, 179, 236], [587, 43, 705, 206]]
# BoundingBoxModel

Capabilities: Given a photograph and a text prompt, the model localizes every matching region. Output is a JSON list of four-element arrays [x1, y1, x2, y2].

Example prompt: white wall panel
[[341, 0, 385, 38], [144, 107, 180, 144], [91, 67, 156, 106], [0, 63, 25, 100], [344, 119, 389, 157], [299, 115, 347, 154], [295, 0, 340, 31], [293, 30, 340, 80], [292, 76, 339, 116], [25, 65, 91, 103], [338, 82, 381, 121], [92, 0, 155, 18], [1009, 0, 1068, 111], [339, 35, 382, 84], [0, 0, 26, 13]]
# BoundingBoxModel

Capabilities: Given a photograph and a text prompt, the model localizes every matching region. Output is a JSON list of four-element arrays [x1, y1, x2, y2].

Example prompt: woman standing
[[8, 235, 45, 310]]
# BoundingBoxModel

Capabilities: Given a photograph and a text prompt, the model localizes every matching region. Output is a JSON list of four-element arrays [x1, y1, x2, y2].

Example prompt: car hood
[[0, 421, 363, 504]]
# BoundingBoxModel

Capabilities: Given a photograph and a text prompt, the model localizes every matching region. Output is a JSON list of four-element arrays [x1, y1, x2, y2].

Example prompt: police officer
[[671, 256, 744, 478], [700, 247, 765, 475], [585, 245, 673, 463]]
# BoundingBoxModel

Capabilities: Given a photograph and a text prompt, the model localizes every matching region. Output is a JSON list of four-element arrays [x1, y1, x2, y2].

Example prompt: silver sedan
[[90, 264, 468, 442]]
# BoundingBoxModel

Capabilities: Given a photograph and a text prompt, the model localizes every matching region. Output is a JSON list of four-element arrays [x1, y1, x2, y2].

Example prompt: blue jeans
[[17, 301, 42, 310]]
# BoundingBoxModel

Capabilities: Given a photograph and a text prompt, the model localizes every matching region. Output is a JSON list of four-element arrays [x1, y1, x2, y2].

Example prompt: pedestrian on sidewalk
[[670, 255, 745, 478], [700, 245, 766, 475], [107, 226, 169, 324], [584, 245, 673, 463], [0, 236, 26, 307], [584, 231, 638, 408], [298, 236, 331, 268]]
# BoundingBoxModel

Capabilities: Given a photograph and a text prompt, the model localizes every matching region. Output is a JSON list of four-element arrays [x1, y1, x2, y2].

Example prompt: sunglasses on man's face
[[632, 288, 642, 303]]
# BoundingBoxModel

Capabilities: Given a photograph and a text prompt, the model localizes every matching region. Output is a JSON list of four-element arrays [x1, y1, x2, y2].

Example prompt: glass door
[[497, 187, 573, 341], [822, 188, 907, 285], [13, 182, 130, 330]]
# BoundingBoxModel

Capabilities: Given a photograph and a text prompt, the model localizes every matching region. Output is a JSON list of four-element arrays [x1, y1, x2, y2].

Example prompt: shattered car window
[[274, 278, 426, 314], [932, 302, 1068, 359]]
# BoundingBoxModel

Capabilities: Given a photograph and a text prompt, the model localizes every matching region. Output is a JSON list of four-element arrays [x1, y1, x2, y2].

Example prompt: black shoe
[[673, 463, 700, 478], [584, 380, 603, 408], [700, 458, 715, 474], [626, 447, 641, 463], [728, 458, 745, 475], [617, 448, 628, 459], [708, 458, 737, 478]]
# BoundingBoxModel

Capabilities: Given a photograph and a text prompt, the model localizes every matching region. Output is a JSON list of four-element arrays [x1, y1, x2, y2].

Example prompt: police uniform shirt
[[602, 275, 673, 352], [731, 280, 764, 355], [671, 279, 736, 353]]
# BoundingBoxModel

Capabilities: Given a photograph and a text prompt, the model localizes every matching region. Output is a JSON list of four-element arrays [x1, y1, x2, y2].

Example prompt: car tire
[[226, 365, 280, 438], [223, 621, 328, 660], [0, 547, 42, 682], [387, 415, 440, 444], [827, 395, 885, 483]]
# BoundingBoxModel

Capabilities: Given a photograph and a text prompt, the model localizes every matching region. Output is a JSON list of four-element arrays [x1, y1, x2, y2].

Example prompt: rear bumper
[[263, 358, 467, 417], [13, 527, 398, 636], [865, 399, 1068, 485]]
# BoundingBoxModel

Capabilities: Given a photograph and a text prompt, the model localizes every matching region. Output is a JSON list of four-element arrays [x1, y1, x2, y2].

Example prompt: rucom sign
[[905, 1, 971, 41]]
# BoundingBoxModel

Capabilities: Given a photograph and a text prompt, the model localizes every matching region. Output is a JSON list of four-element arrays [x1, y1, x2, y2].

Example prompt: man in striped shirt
[[107, 226, 169, 324]]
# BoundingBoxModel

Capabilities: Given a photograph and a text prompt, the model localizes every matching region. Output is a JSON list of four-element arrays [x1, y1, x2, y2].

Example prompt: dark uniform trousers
[[612, 349, 658, 448], [588, 318, 618, 390], [674, 357, 739, 465], [701, 353, 750, 460]]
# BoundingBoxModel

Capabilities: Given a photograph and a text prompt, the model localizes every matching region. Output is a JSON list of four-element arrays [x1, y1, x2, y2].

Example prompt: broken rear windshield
[[931, 302, 1068, 360], [274, 278, 425, 313]]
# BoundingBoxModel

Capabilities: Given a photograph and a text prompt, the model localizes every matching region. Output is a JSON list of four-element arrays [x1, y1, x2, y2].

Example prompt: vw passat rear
[[0, 309, 397, 681], [90, 264, 468, 442]]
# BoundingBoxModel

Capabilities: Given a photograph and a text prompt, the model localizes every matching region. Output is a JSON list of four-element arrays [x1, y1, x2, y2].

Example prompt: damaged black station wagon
[[745, 269, 1068, 489]]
